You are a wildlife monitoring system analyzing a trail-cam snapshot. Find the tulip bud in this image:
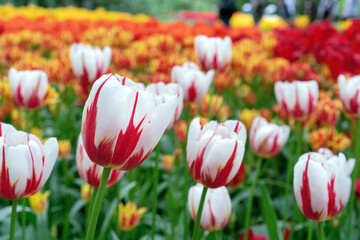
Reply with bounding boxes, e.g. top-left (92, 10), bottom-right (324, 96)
top-left (28, 190), bottom-right (50, 214)
top-left (58, 140), bottom-right (71, 159)
top-left (187, 117), bottom-right (246, 188)
top-left (293, 152), bottom-right (354, 221)
top-left (194, 35), bottom-right (232, 72)
top-left (118, 202), bottom-right (147, 231)
top-left (274, 80), bottom-right (319, 119)
top-left (8, 68), bottom-right (48, 109)
top-left (188, 184), bottom-right (231, 231)
top-left (250, 117), bottom-right (290, 158)
top-left (81, 183), bottom-right (91, 203)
